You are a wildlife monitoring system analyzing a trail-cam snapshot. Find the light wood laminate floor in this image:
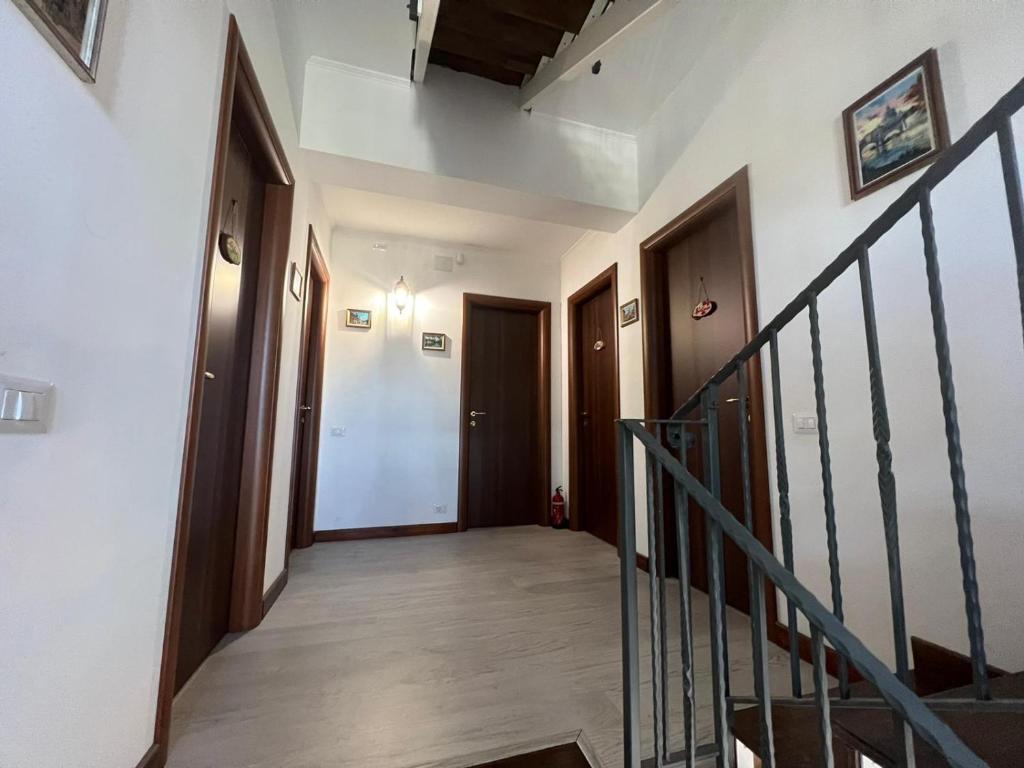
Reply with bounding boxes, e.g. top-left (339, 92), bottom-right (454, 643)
top-left (168, 526), bottom-right (814, 768)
